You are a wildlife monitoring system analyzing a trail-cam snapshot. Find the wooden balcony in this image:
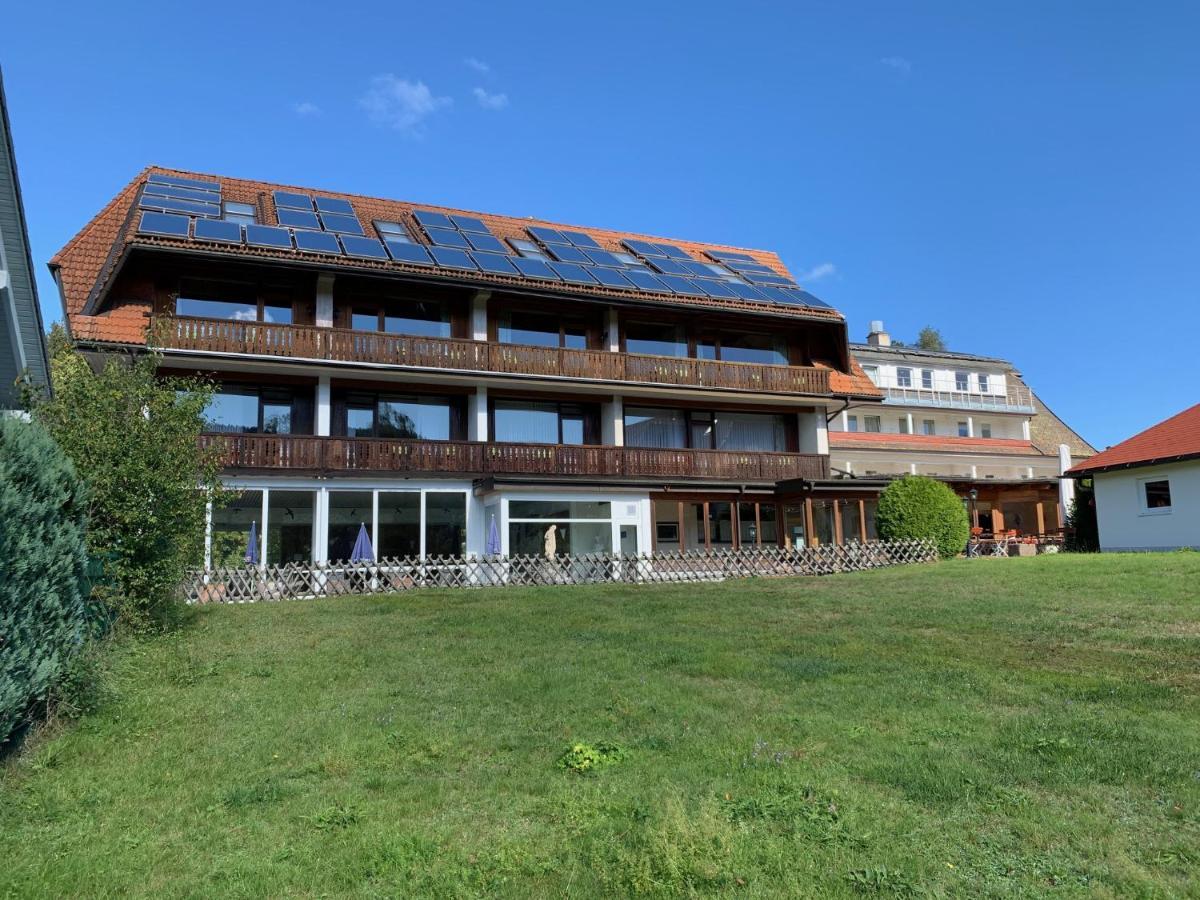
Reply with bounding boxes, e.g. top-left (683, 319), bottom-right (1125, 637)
top-left (199, 434), bottom-right (830, 482)
top-left (151, 316), bottom-right (831, 395)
